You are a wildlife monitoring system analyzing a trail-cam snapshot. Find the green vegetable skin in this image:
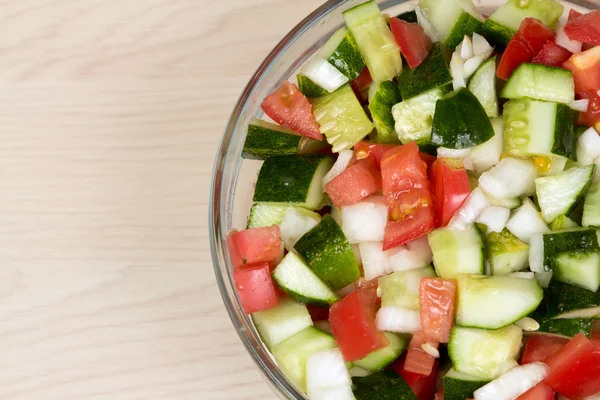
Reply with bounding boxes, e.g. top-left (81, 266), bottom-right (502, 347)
top-left (444, 369), bottom-right (490, 400)
top-left (318, 27), bottom-right (366, 80)
top-left (542, 228), bottom-right (599, 271)
top-left (486, 229), bottom-right (529, 275)
top-left (353, 332), bottom-right (409, 371)
top-left (369, 81), bottom-right (402, 144)
top-left (397, 43), bottom-right (452, 100)
top-left (297, 74), bottom-right (328, 98)
top-left (548, 280), bottom-right (600, 319)
top-left (352, 370), bottom-right (417, 400)
top-left (530, 292), bottom-right (593, 337)
top-left (419, 0), bottom-right (484, 49)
